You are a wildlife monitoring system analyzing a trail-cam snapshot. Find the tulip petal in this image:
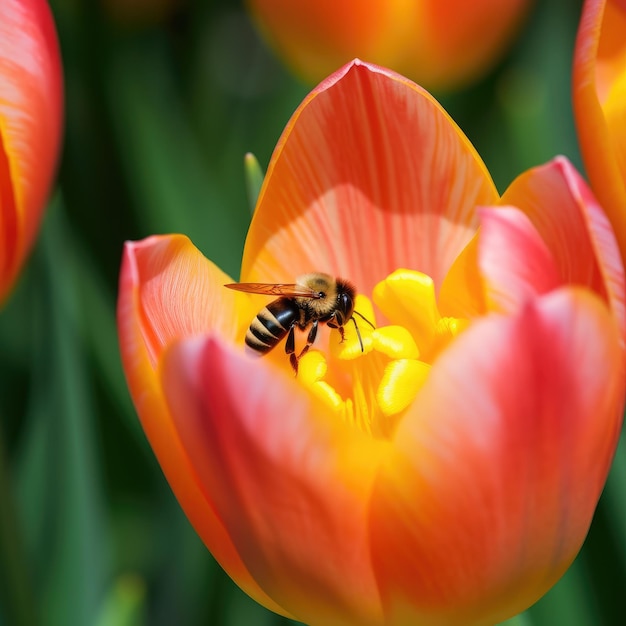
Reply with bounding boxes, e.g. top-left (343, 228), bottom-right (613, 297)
top-left (161, 336), bottom-right (389, 626)
top-left (501, 157), bottom-right (626, 341)
top-left (573, 0), bottom-right (626, 268)
top-left (241, 60), bottom-right (498, 295)
top-left (0, 0), bottom-right (63, 302)
top-left (438, 232), bottom-right (486, 318)
top-left (117, 235), bottom-right (285, 615)
top-left (119, 235), bottom-right (254, 364)
top-left (369, 288), bottom-right (623, 625)
top-left (478, 206), bottom-right (562, 313)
